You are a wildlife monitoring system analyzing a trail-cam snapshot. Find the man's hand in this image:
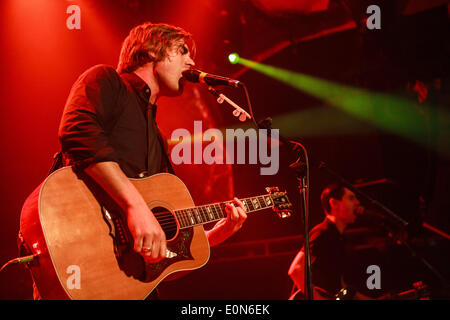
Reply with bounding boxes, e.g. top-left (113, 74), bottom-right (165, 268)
top-left (223, 197), bottom-right (247, 234)
top-left (84, 161), bottom-right (167, 261)
top-left (126, 204), bottom-right (167, 261)
top-left (206, 197), bottom-right (247, 247)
